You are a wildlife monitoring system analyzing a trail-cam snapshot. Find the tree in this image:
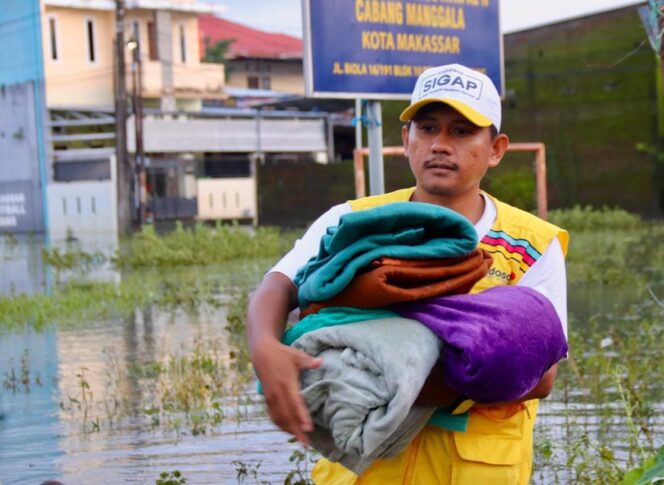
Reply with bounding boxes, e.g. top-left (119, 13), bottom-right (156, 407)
top-left (202, 36), bottom-right (235, 78)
